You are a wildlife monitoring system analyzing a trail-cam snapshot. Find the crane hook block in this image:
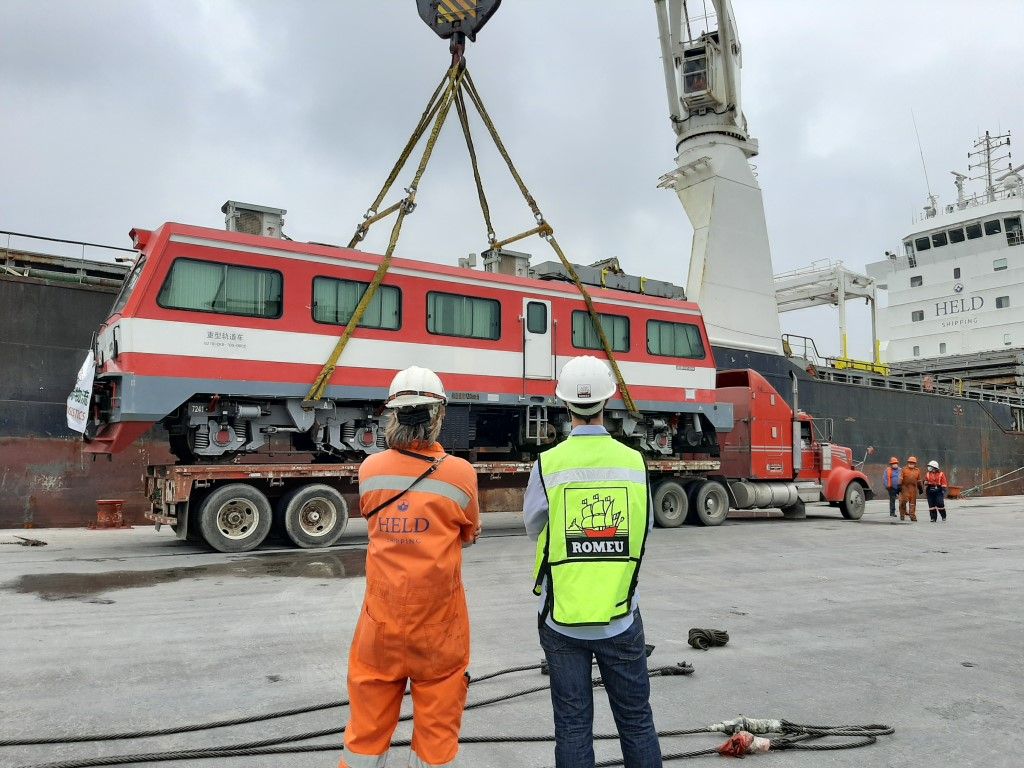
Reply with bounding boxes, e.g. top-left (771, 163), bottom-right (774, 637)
top-left (416, 0), bottom-right (502, 42)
